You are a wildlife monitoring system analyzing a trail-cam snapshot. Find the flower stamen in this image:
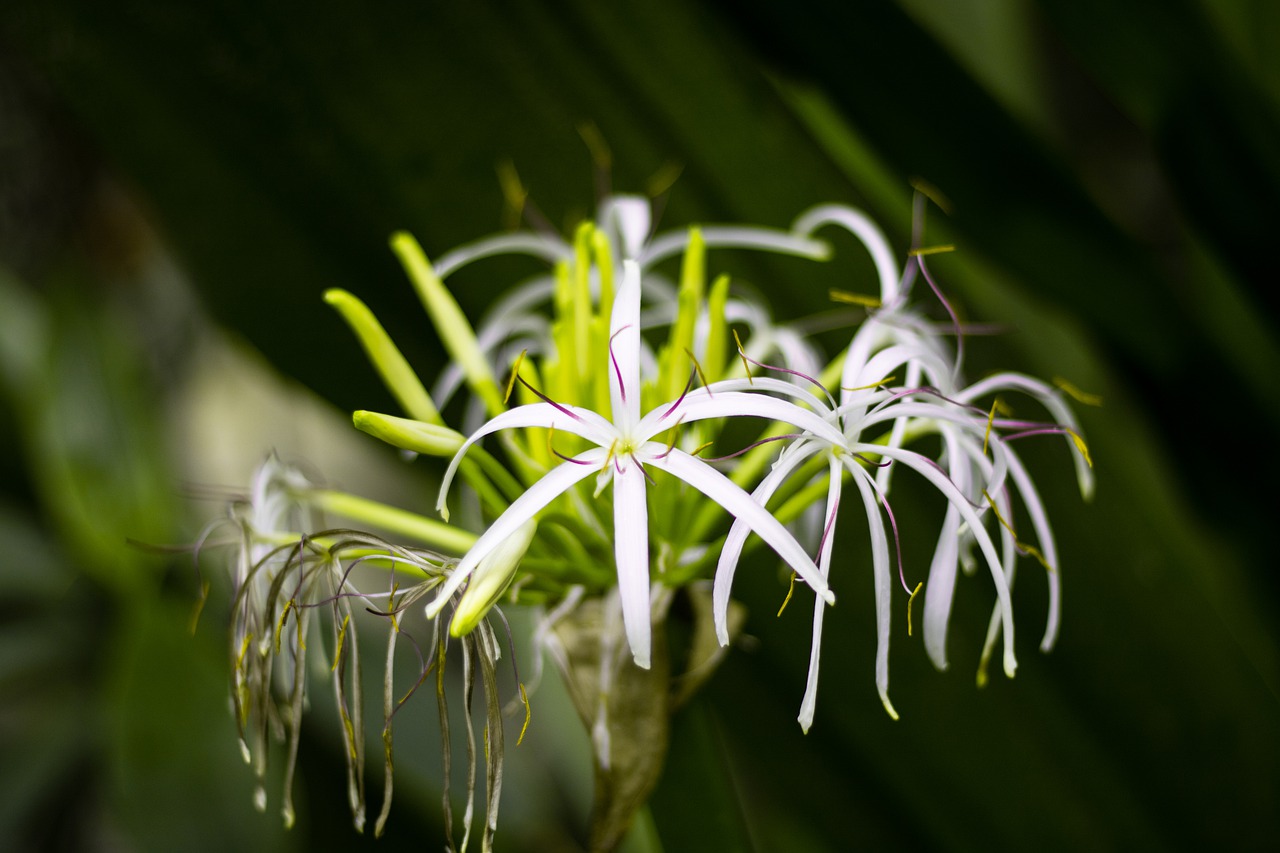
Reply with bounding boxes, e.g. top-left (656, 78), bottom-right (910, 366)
top-left (777, 572), bottom-right (798, 617)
